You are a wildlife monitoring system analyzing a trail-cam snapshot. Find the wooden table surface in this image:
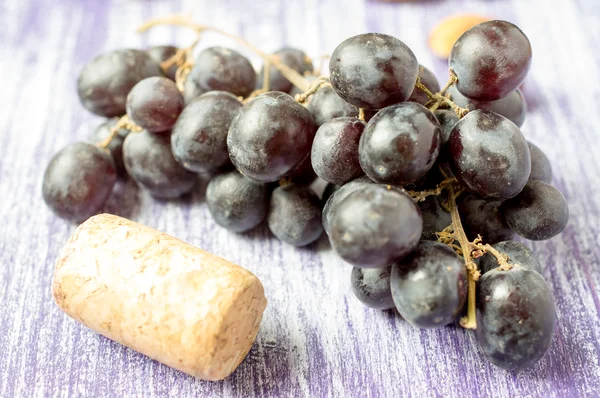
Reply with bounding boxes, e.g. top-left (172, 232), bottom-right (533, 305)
top-left (1, 0), bottom-right (599, 396)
